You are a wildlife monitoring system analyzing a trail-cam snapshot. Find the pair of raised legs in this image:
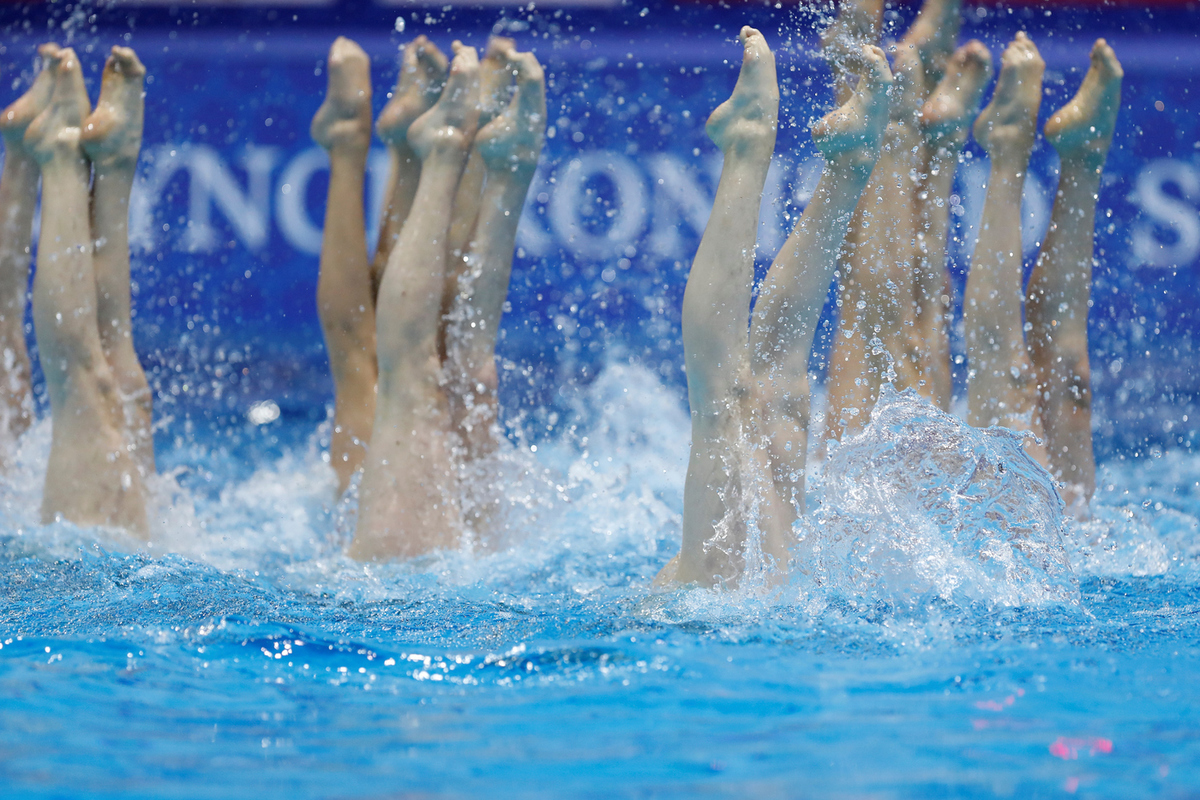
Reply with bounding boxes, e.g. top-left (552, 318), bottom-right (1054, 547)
top-left (965, 34), bottom-right (1123, 511)
top-left (311, 36), bottom-right (546, 560)
top-left (0, 44), bottom-right (152, 532)
top-left (661, 28), bottom-right (893, 587)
